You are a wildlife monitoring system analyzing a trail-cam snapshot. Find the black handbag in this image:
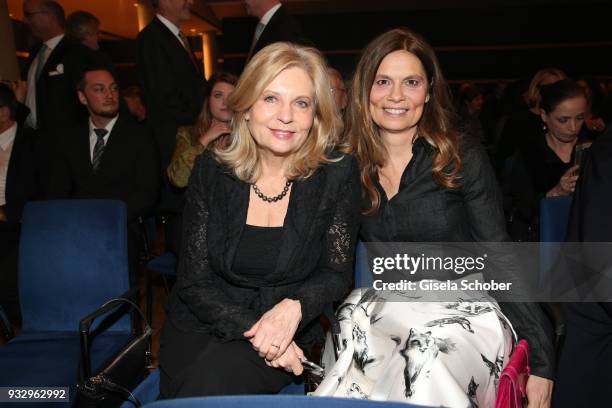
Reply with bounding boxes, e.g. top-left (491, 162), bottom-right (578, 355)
top-left (75, 295), bottom-right (152, 408)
